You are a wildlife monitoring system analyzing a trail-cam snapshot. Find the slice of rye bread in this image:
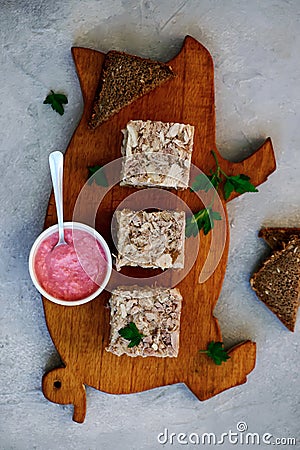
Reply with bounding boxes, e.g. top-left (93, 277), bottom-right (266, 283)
top-left (250, 236), bottom-right (300, 332)
top-left (259, 227), bottom-right (300, 250)
top-left (89, 51), bottom-right (175, 129)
